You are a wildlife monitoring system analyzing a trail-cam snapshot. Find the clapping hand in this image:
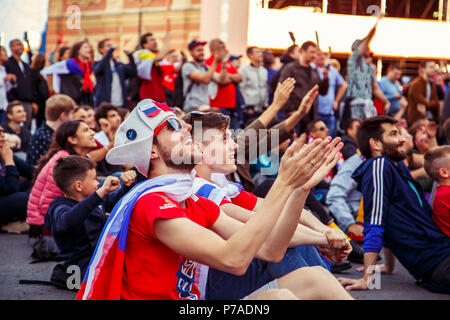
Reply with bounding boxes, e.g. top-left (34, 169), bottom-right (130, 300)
top-left (272, 78), bottom-right (296, 109)
top-left (297, 85), bottom-right (319, 117)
